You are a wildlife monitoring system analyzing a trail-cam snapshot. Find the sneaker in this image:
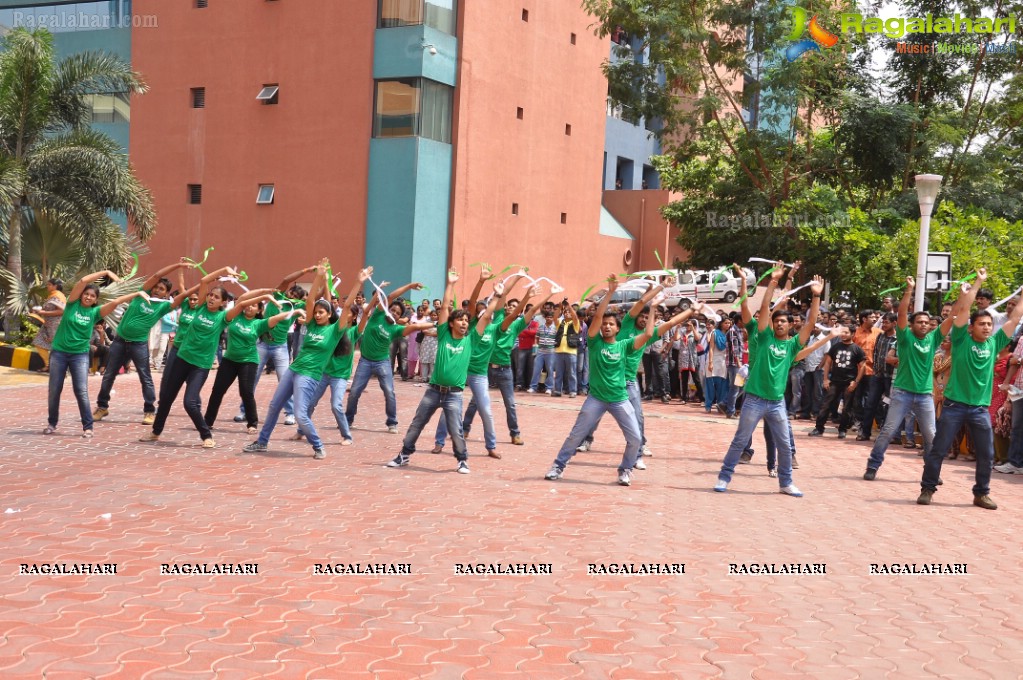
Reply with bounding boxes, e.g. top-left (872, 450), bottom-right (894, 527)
top-left (716, 403), bottom-right (727, 415)
top-left (916, 490), bottom-right (934, 505)
top-left (341, 439), bottom-right (354, 446)
top-left (779, 484), bottom-right (803, 497)
top-left (570, 392), bottom-right (577, 398)
top-left (386, 453), bottom-right (410, 468)
top-left (313, 448), bottom-right (325, 460)
top-left (576, 441), bottom-right (591, 452)
top-left (768, 468), bottom-right (778, 478)
top-left (863, 468), bottom-right (877, 481)
top-left (633, 458), bottom-right (647, 470)
top-left (739, 451), bottom-right (753, 464)
top-left (661, 396), bottom-right (671, 404)
top-left (713, 480), bottom-right (728, 492)
top-left (855, 433), bottom-right (870, 441)
top-left (792, 455), bottom-right (799, 469)
top-left (808, 429), bottom-right (823, 437)
top-left (138, 433), bottom-right (159, 442)
top-left (202, 439), bottom-right (215, 449)
top-left (511, 435), bottom-right (524, 446)
top-left (551, 392), bottom-right (562, 397)
top-left (242, 441), bottom-right (267, 453)
top-left (387, 425), bottom-right (399, 434)
top-left (545, 465), bottom-right (563, 480)
top-left (142, 413), bottom-right (155, 425)
top-left (973, 494), bottom-right (997, 510)
top-left (642, 445), bottom-right (653, 457)
top-left (92, 407), bottom-right (109, 421)
top-left (457, 460), bottom-right (470, 474)
top-left (837, 431), bottom-right (847, 439)
top-left (233, 414), bottom-right (246, 423)
top-left (994, 463), bottom-right (1023, 474)
top-left (526, 388), bottom-right (536, 393)
top-left (247, 426), bottom-right (258, 435)
top-left (284, 415), bottom-right (296, 426)
top-left (617, 470), bottom-right (631, 486)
